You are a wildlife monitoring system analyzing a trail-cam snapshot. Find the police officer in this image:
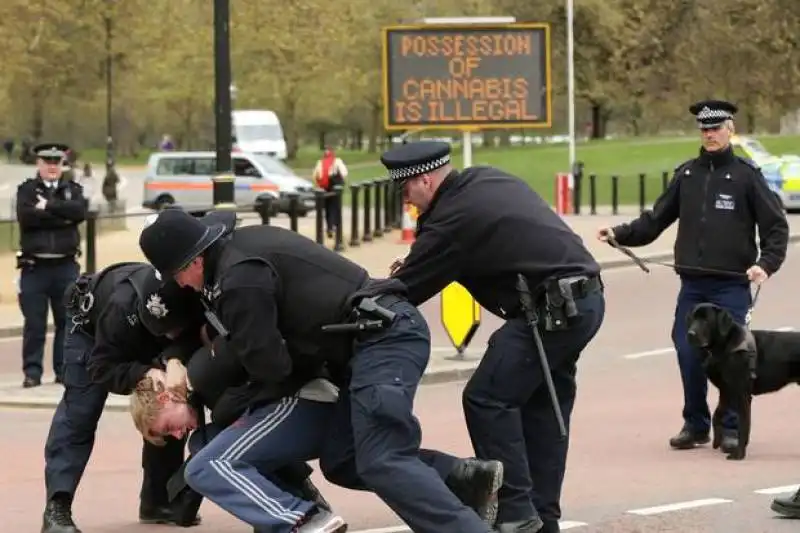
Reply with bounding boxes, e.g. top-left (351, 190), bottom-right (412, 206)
top-left (16, 143), bottom-right (87, 388)
top-left (41, 261), bottom-right (204, 533)
top-left (597, 99), bottom-right (789, 454)
top-left (138, 208), bottom-right (504, 533)
top-left (381, 141), bottom-right (605, 533)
